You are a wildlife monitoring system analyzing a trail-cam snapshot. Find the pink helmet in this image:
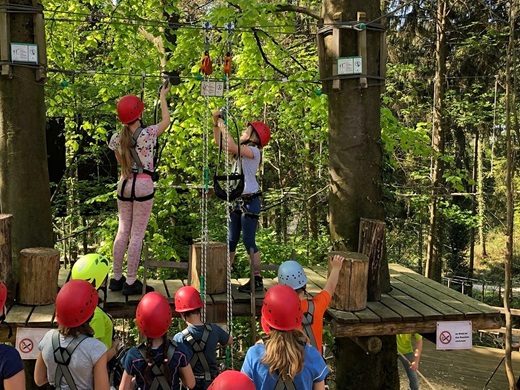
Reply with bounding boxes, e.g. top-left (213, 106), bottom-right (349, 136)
top-left (136, 292), bottom-right (172, 338)
top-left (174, 286), bottom-right (203, 313)
top-left (208, 370), bottom-right (256, 390)
top-left (117, 95), bottom-right (144, 124)
top-left (262, 284), bottom-right (302, 332)
top-left (248, 121), bottom-right (271, 147)
top-left (55, 280), bottom-right (98, 328)
top-left (0, 282), bottom-right (7, 312)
